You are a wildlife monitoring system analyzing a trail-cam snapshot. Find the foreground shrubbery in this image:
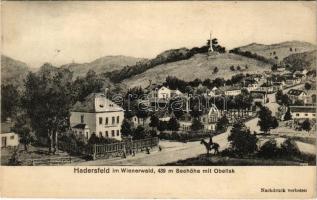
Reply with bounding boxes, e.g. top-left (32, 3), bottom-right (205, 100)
top-left (257, 138), bottom-right (301, 159)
